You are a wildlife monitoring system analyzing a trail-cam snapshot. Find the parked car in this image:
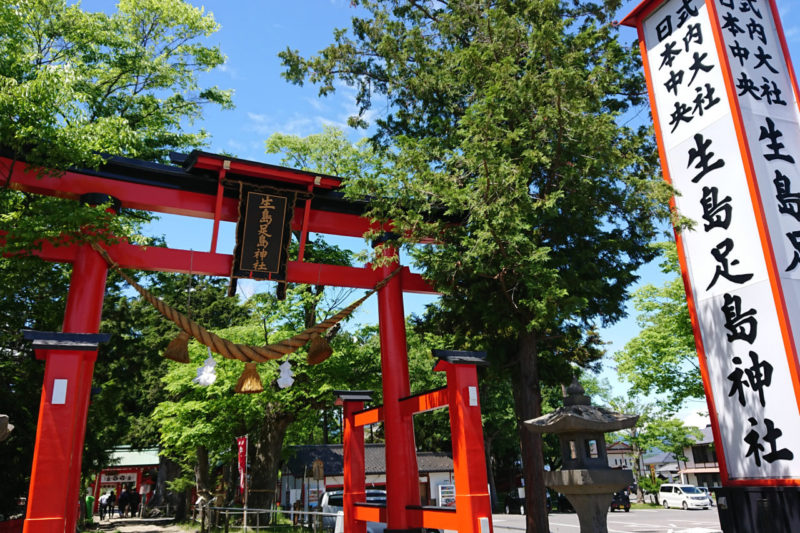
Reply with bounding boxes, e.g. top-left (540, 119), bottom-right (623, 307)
top-left (609, 490), bottom-right (631, 512)
top-left (503, 489), bottom-right (560, 514)
top-left (319, 489), bottom-right (388, 532)
top-left (551, 492), bottom-right (574, 513)
top-left (658, 483), bottom-right (710, 510)
top-left (504, 490), bottom-right (525, 514)
top-left (697, 486), bottom-right (714, 507)
top-left (318, 490), bottom-right (440, 533)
